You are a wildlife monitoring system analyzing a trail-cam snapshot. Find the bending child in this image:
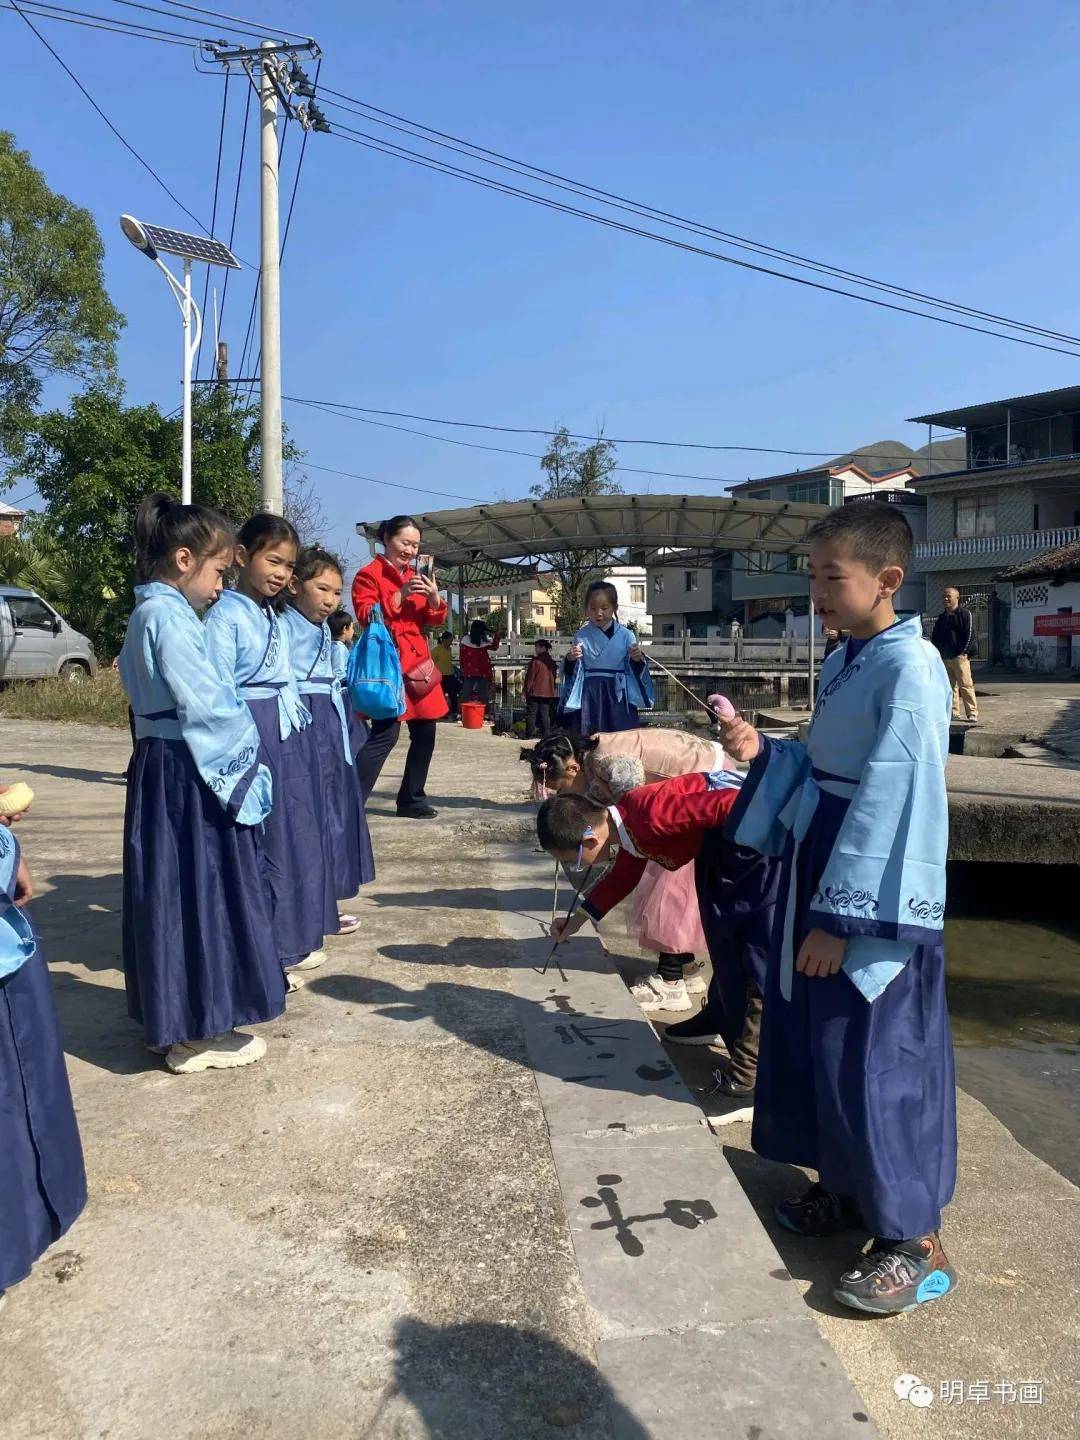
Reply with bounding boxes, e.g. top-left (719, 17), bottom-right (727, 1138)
top-left (720, 500), bottom-right (958, 1317)
top-left (560, 581), bottom-right (652, 734)
top-left (536, 768), bottom-right (780, 1112)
